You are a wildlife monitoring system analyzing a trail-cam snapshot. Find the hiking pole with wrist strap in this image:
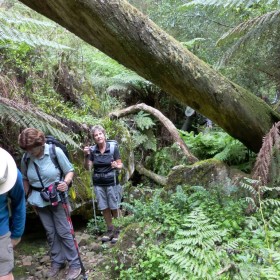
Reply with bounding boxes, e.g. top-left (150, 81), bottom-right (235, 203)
top-left (90, 166), bottom-right (99, 233)
top-left (89, 146), bottom-right (99, 233)
top-left (59, 191), bottom-right (88, 280)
